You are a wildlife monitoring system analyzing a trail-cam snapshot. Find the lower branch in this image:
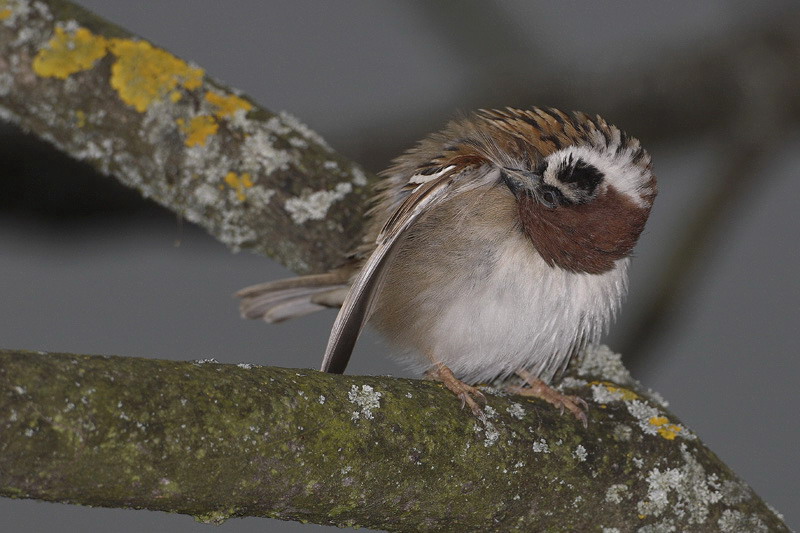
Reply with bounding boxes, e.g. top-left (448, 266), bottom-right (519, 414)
top-left (0, 347), bottom-right (787, 531)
